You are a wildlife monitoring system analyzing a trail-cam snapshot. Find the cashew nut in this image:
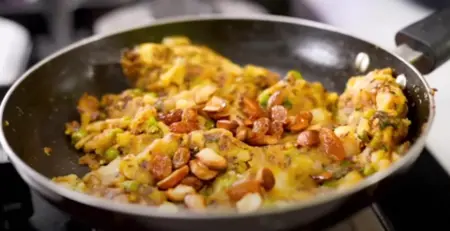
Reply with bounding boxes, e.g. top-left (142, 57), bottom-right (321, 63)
top-left (165, 184), bottom-right (196, 202)
top-left (203, 96), bottom-right (228, 112)
top-left (184, 194), bottom-right (206, 211)
top-left (236, 193), bottom-right (262, 213)
top-left (195, 148), bottom-right (228, 170)
top-left (189, 159), bottom-right (219, 180)
top-left (157, 165), bottom-right (190, 190)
